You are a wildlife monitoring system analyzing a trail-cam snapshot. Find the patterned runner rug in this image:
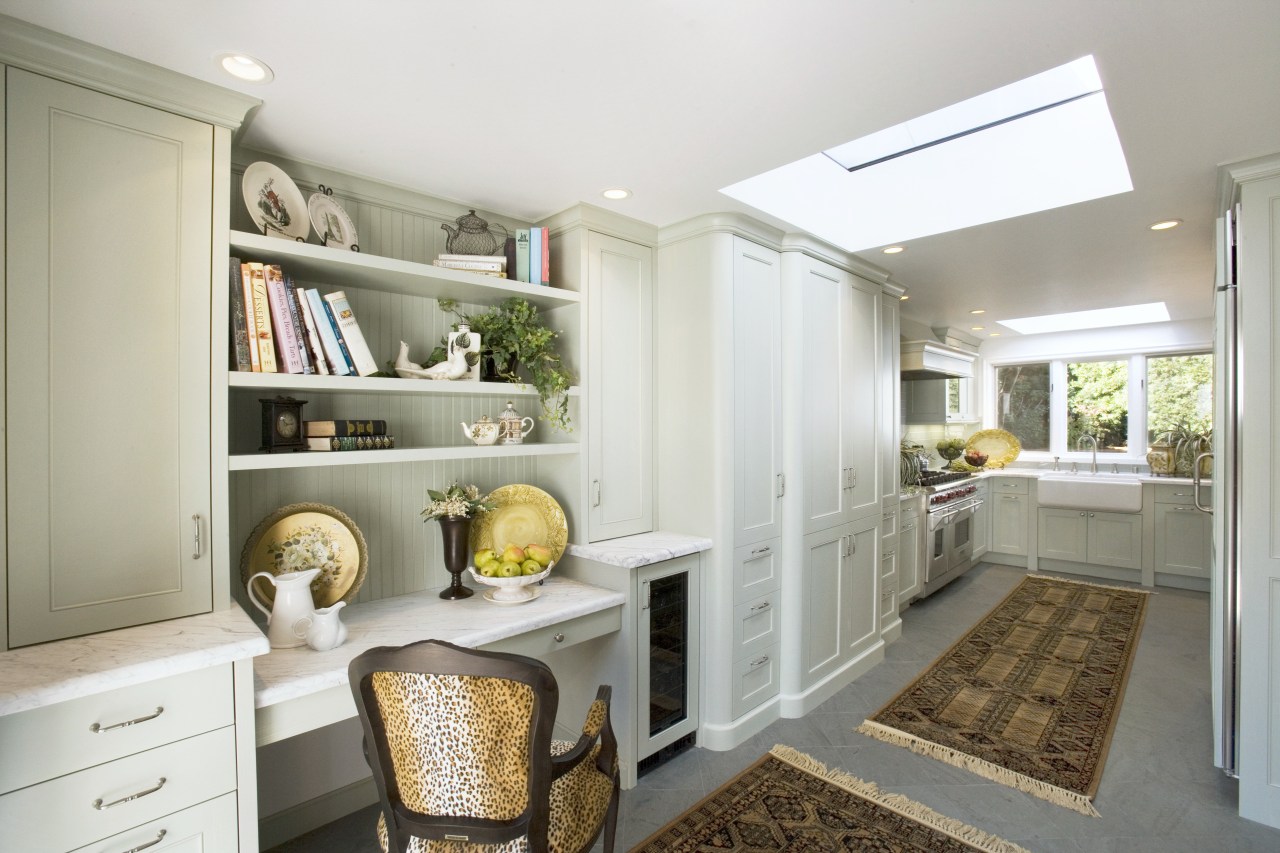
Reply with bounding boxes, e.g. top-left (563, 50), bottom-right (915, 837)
top-left (630, 745), bottom-right (1029, 852)
top-left (858, 574), bottom-right (1150, 816)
